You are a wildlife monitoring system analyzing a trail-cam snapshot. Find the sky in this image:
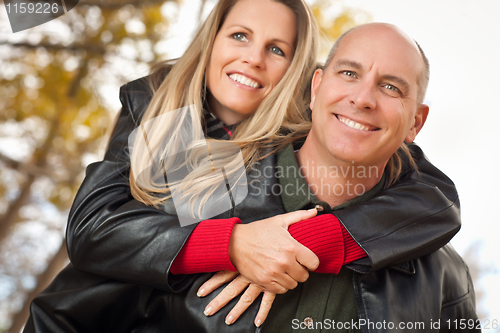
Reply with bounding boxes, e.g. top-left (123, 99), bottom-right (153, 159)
top-left (160, 0), bottom-right (500, 320)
